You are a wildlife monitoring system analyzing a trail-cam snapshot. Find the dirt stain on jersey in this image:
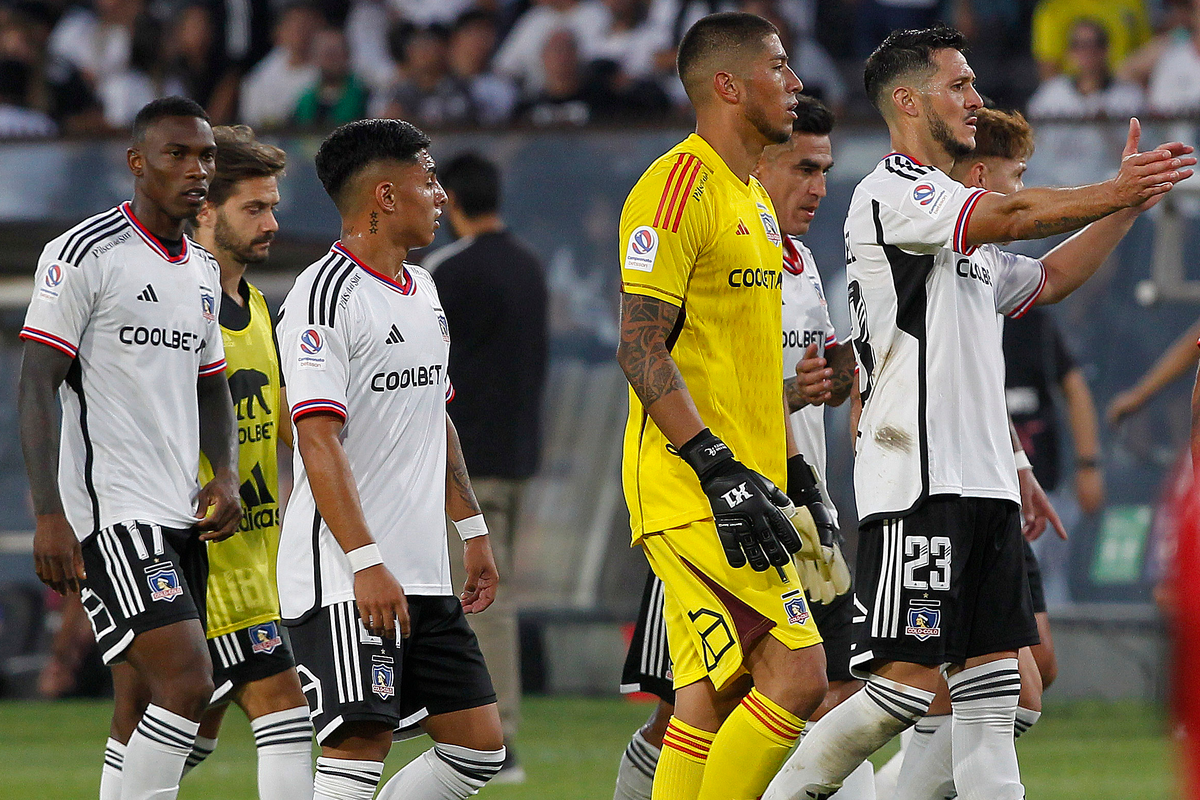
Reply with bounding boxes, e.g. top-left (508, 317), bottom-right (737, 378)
top-left (874, 425), bottom-right (913, 452)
